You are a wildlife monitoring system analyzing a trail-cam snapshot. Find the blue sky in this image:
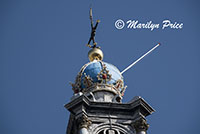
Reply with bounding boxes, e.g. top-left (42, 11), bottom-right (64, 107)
top-left (0, 0), bottom-right (199, 134)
